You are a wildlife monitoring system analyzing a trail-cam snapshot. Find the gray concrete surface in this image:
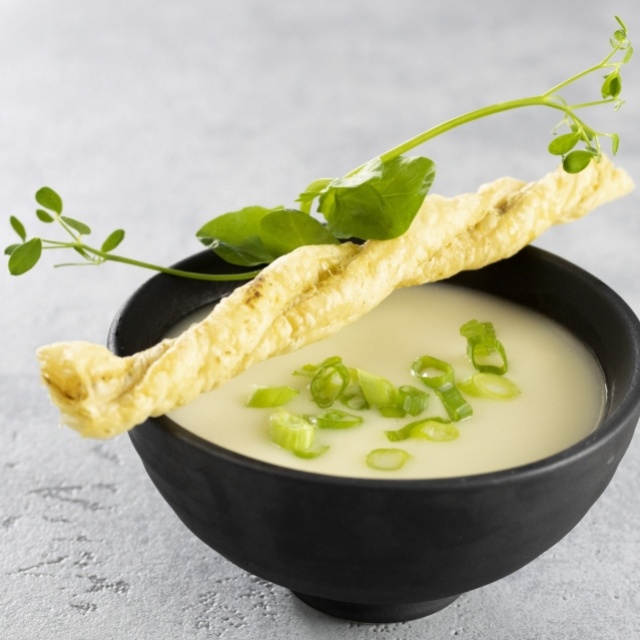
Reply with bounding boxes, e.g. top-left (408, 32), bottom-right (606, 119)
top-left (1, 1), bottom-right (639, 638)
